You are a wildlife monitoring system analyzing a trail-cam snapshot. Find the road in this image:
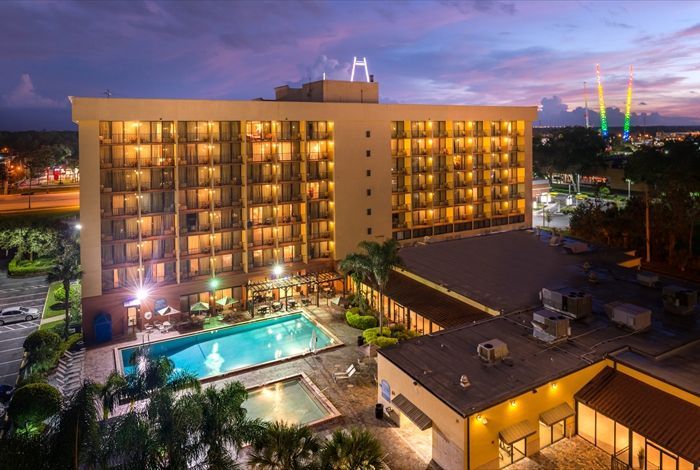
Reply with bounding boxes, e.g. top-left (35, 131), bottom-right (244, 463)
top-left (0, 260), bottom-right (48, 386)
top-left (0, 190), bottom-right (79, 212)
